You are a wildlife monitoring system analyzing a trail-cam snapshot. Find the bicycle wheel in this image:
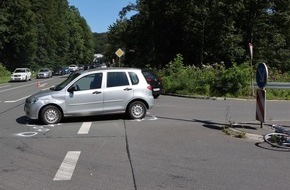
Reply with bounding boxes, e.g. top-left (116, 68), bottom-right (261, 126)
top-left (263, 133), bottom-right (290, 149)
